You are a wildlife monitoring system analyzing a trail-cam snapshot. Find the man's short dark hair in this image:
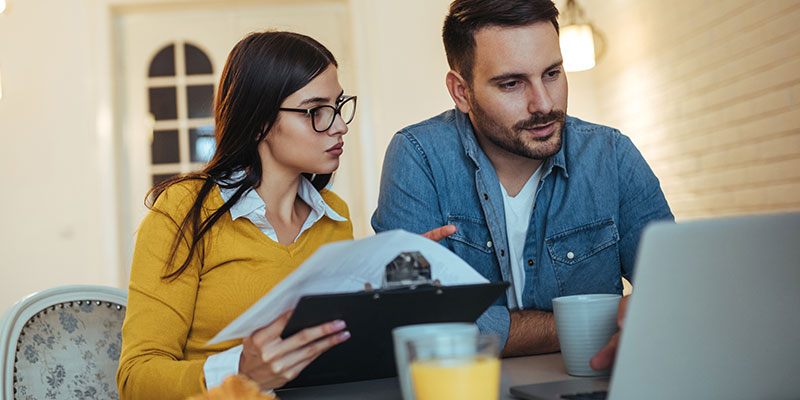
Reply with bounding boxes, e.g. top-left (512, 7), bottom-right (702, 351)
top-left (443, 0), bottom-right (560, 83)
